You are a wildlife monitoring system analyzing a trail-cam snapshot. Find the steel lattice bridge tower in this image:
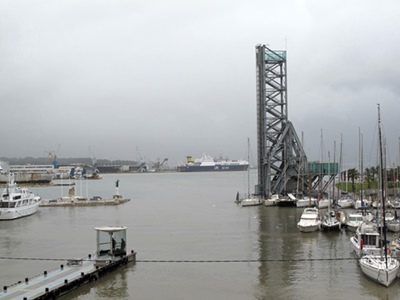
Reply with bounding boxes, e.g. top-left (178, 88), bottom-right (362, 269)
top-left (255, 45), bottom-right (308, 198)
